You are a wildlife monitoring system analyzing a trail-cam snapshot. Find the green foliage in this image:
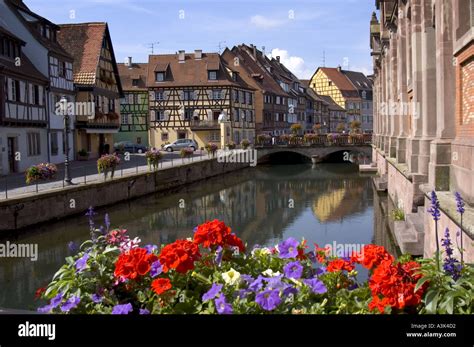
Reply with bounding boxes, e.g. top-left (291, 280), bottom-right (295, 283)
top-left (391, 208), bottom-right (405, 221)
